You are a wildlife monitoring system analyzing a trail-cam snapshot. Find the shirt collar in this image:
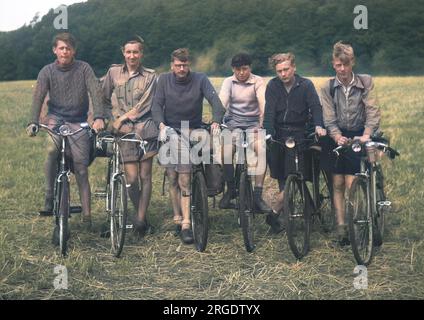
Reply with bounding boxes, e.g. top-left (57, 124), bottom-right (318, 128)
top-left (336, 72), bottom-right (355, 88)
top-left (231, 73), bottom-right (256, 85)
top-left (122, 63), bottom-right (144, 77)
